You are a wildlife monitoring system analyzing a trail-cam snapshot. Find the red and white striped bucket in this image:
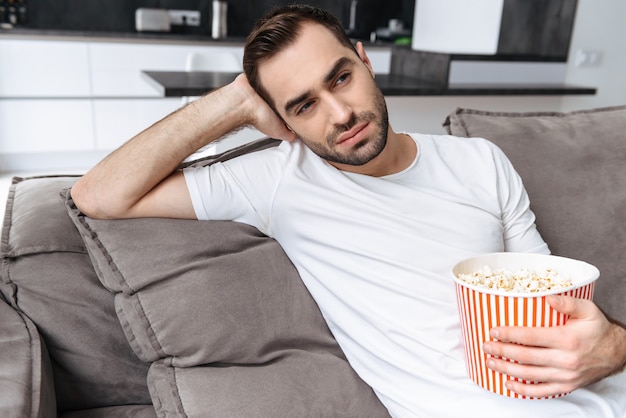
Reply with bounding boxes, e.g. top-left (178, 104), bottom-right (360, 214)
top-left (452, 253), bottom-right (599, 399)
